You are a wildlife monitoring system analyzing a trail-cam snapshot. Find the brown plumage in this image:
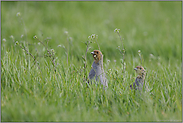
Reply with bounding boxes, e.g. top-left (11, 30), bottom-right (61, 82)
top-left (88, 50), bottom-right (108, 89)
top-left (130, 66), bottom-right (146, 90)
